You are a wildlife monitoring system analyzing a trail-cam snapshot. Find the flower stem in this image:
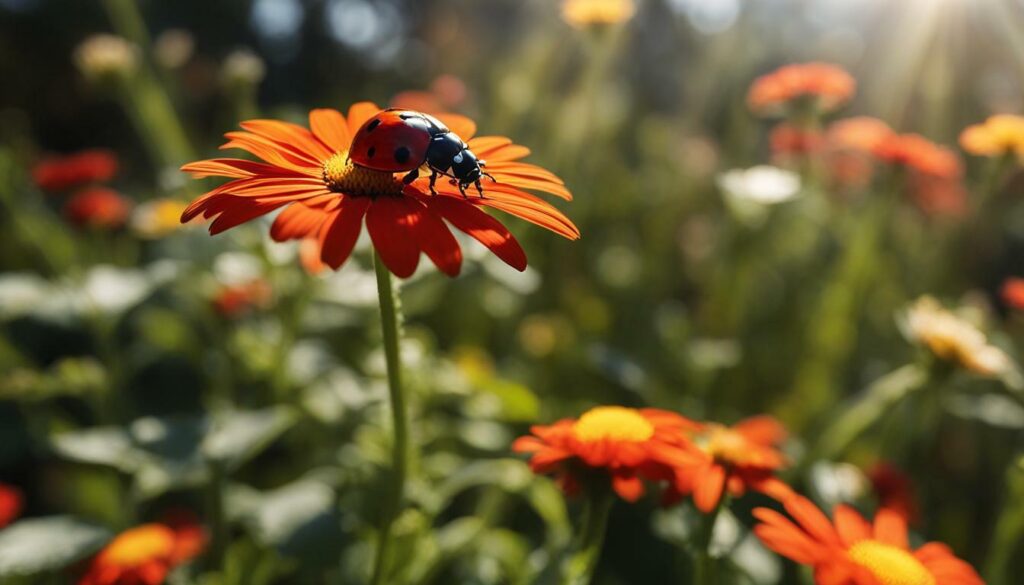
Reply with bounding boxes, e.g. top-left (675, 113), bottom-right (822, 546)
top-left (370, 251), bottom-right (410, 585)
top-left (804, 363), bottom-right (929, 465)
top-left (561, 487), bottom-right (613, 585)
top-left (206, 458), bottom-right (228, 572)
top-left (694, 498), bottom-right (724, 585)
